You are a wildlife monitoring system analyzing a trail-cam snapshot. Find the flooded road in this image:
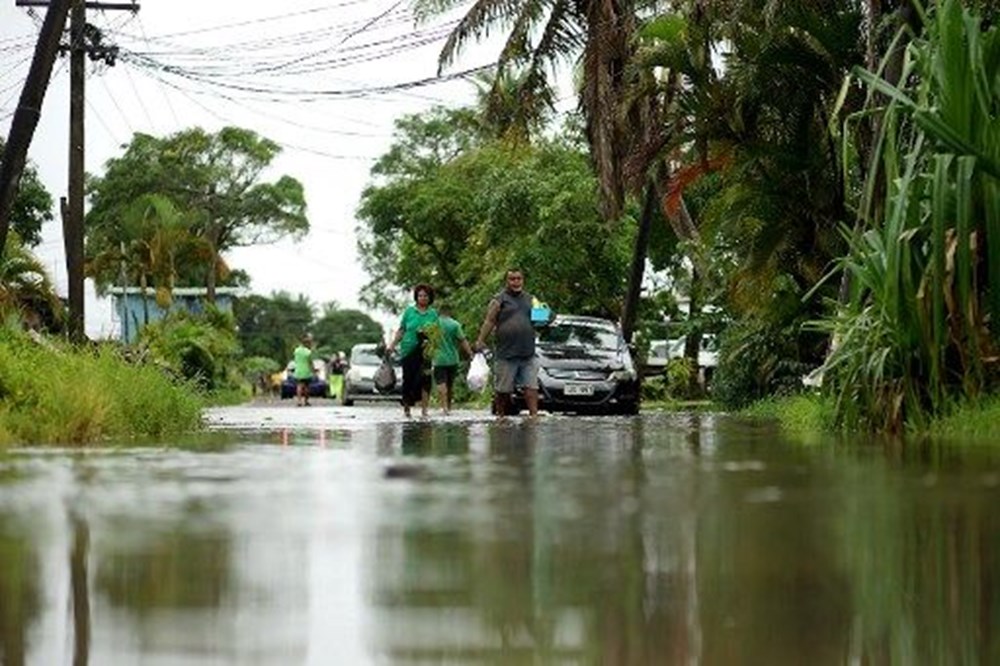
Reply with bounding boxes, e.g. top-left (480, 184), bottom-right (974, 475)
top-left (2, 403), bottom-right (999, 664)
